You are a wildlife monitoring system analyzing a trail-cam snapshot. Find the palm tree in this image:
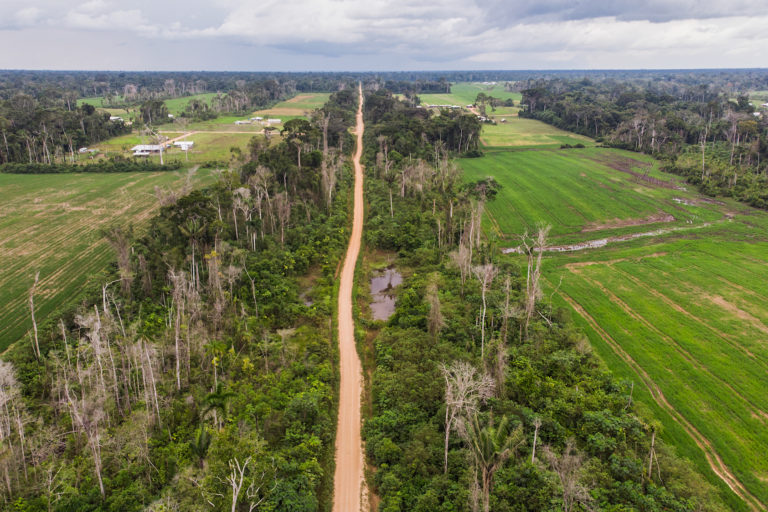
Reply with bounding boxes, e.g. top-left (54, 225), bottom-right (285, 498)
top-left (203, 382), bottom-right (235, 430)
top-left (463, 414), bottom-right (525, 512)
top-left (189, 427), bottom-right (212, 468)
